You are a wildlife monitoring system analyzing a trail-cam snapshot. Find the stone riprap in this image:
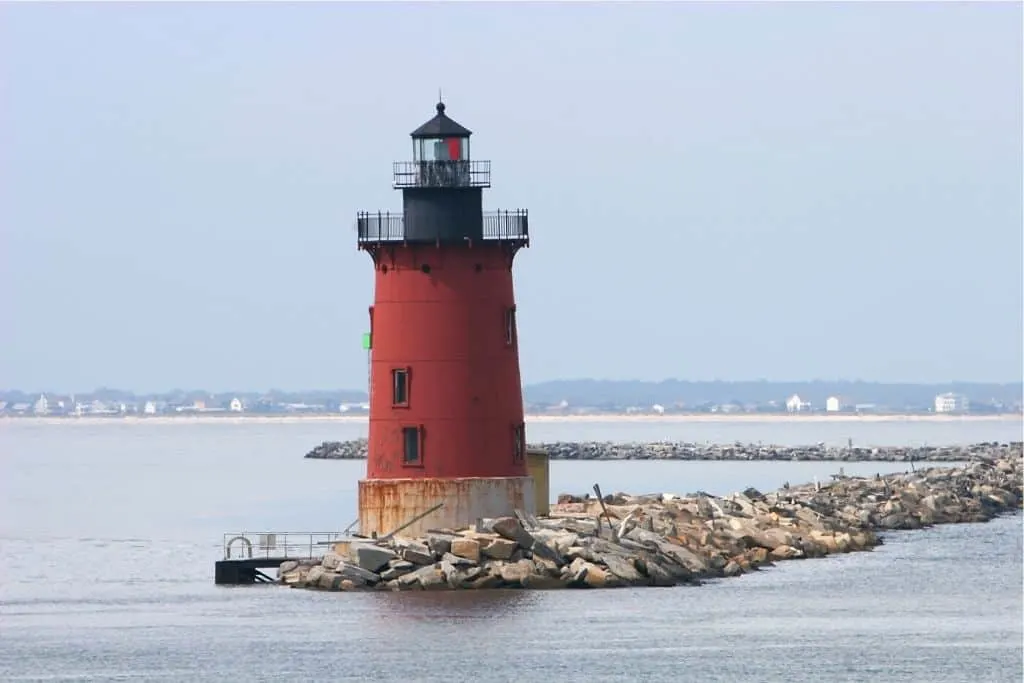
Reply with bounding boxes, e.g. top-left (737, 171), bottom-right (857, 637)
top-left (304, 438), bottom-right (1019, 462)
top-left (280, 451), bottom-right (1022, 592)
top-left (305, 440), bottom-right (367, 460)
